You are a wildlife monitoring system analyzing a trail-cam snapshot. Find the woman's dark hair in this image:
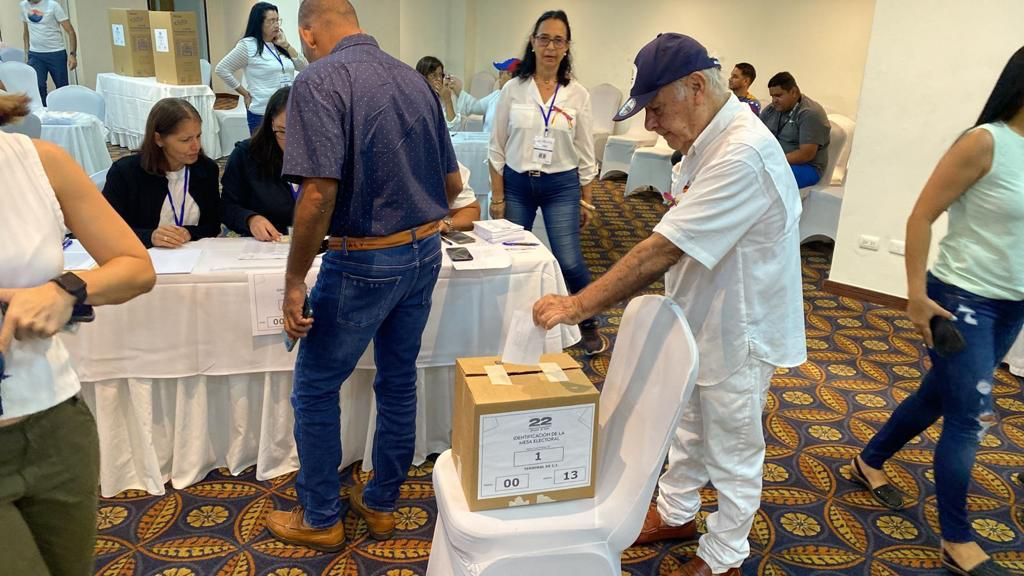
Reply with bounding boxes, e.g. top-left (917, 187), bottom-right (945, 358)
top-left (975, 45), bottom-right (1024, 127)
top-left (415, 56), bottom-right (444, 79)
top-left (243, 2), bottom-right (292, 60)
top-left (514, 10), bottom-right (573, 87)
top-left (139, 98), bottom-right (205, 175)
top-left (250, 86), bottom-right (291, 179)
